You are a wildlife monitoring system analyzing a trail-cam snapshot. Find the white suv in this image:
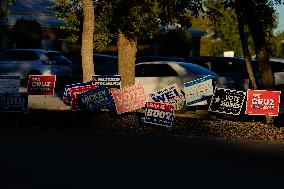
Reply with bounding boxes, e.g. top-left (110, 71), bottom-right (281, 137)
top-left (0, 49), bottom-right (72, 80)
